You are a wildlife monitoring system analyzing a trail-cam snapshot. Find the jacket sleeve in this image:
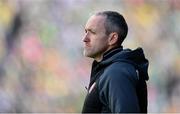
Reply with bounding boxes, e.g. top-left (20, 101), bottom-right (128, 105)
top-left (98, 62), bottom-right (140, 113)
